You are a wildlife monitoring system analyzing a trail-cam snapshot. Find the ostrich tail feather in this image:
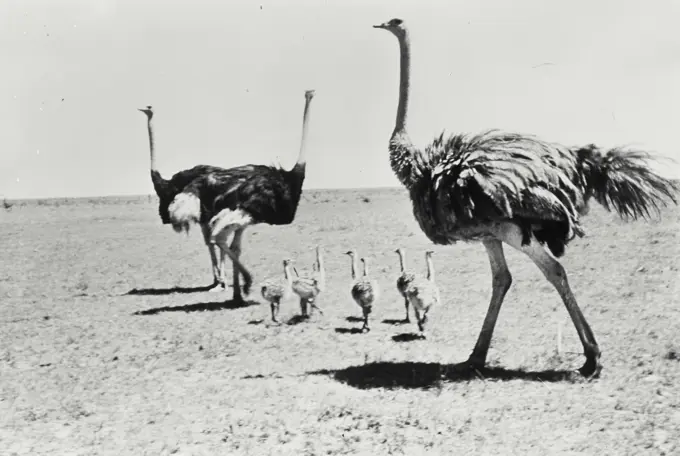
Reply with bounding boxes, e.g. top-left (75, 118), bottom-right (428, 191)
top-left (168, 193), bottom-right (201, 233)
top-left (576, 146), bottom-right (680, 220)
